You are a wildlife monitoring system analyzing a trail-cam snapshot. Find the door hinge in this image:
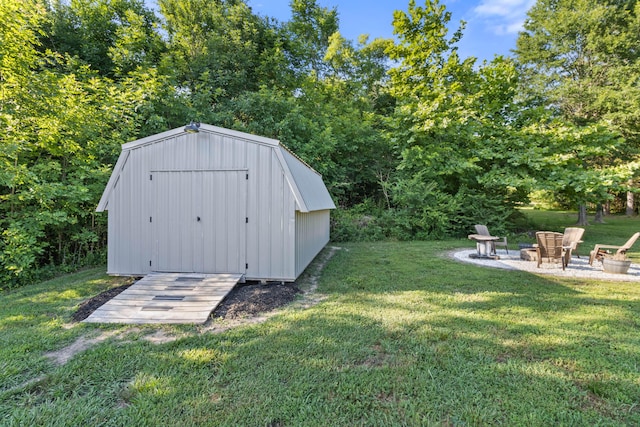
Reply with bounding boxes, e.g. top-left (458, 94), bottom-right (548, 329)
top-left (150, 216), bottom-right (152, 223)
top-left (150, 174), bottom-right (153, 181)
top-left (149, 260), bottom-right (152, 267)
top-left (246, 263), bottom-right (248, 269)
top-left (246, 217), bottom-right (248, 223)
top-left (246, 173), bottom-right (249, 180)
